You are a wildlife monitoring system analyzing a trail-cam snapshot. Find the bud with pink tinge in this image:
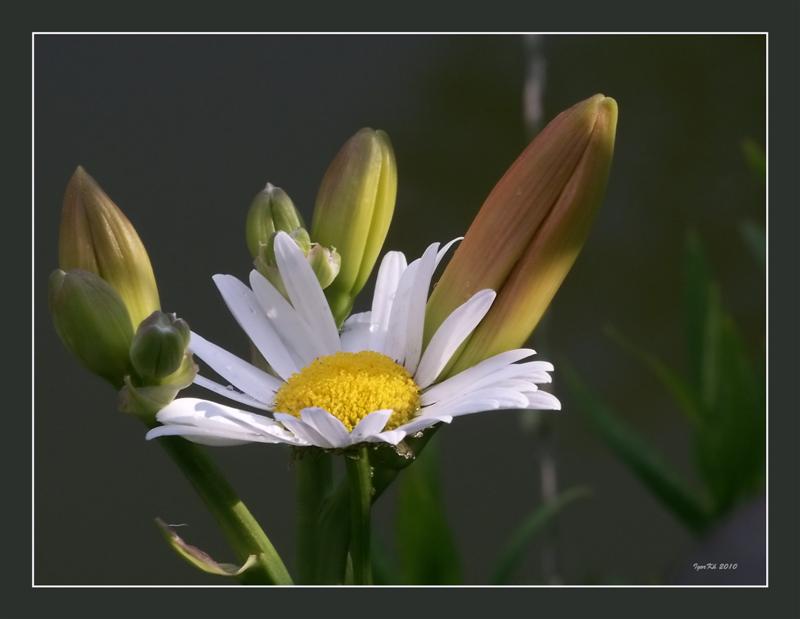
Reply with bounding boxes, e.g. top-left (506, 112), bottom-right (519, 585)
top-left (425, 94), bottom-right (618, 376)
